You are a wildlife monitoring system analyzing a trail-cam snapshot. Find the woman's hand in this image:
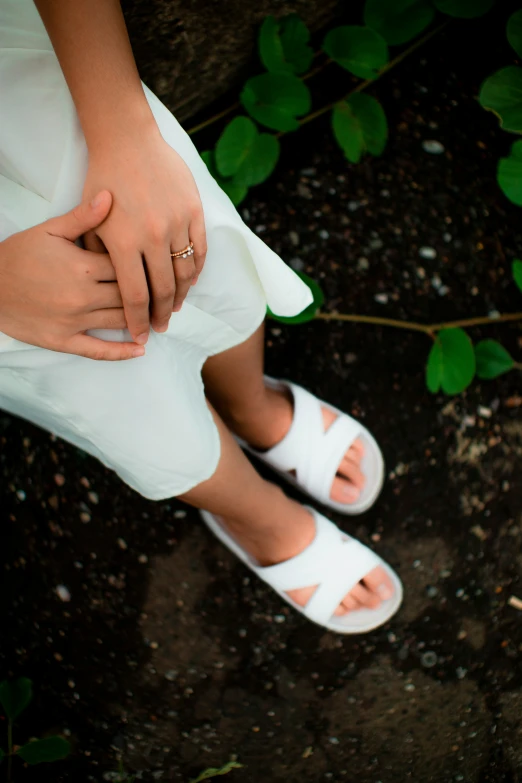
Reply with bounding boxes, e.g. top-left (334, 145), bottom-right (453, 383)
top-left (0, 191), bottom-right (144, 361)
top-left (82, 127), bottom-right (207, 345)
